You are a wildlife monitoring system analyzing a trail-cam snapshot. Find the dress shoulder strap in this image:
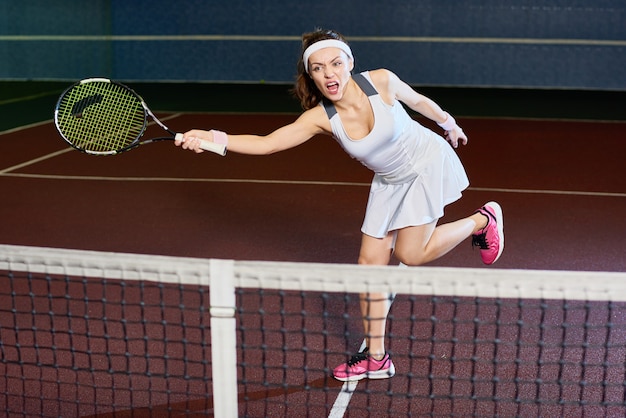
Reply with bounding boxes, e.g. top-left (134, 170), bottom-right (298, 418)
top-left (352, 73), bottom-right (378, 97)
top-left (322, 98), bottom-right (337, 119)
